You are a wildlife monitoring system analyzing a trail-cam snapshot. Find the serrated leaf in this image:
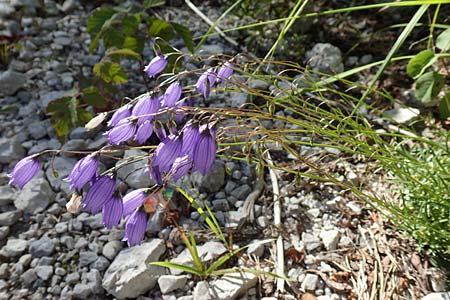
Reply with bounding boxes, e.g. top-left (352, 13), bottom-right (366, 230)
top-left (438, 92), bottom-right (450, 119)
top-left (87, 7), bottom-right (116, 36)
top-left (107, 48), bottom-right (142, 61)
top-left (415, 71), bottom-right (444, 105)
top-left (148, 18), bottom-right (175, 41)
top-left (122, 15), bottom-right (140, 36)
top-left (82, 86), bottom-right (106, 108)
top-left (407, 49), bottom-right (434, 78)
top-left (172, 23), bottom-right (194, 53)
top-left (436, 28), bottom-right (450, 51)
top-left (104, 28), bottom-right (125, 49)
